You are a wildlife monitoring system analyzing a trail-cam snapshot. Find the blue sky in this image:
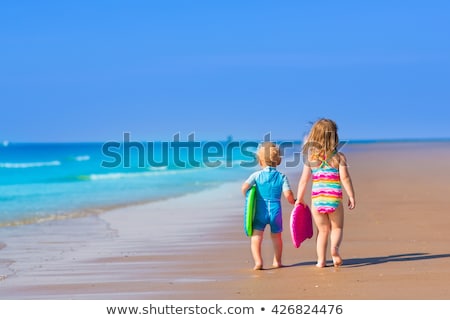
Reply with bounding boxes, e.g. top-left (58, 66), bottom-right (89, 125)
top-left (1, 1), bottom-right (449, 142)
